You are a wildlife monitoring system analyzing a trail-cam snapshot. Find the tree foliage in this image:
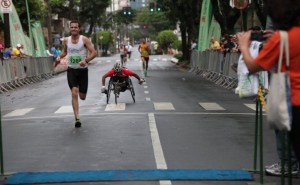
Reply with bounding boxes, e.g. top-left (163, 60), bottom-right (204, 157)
top-left (160, 0), bottom-right (202, 61)
top-left (156, 30), bottom-right (178, 51)
top-left (78, 0), bottom-right (110, 36)
top-left (91, 31), bottom-right (112, 55)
